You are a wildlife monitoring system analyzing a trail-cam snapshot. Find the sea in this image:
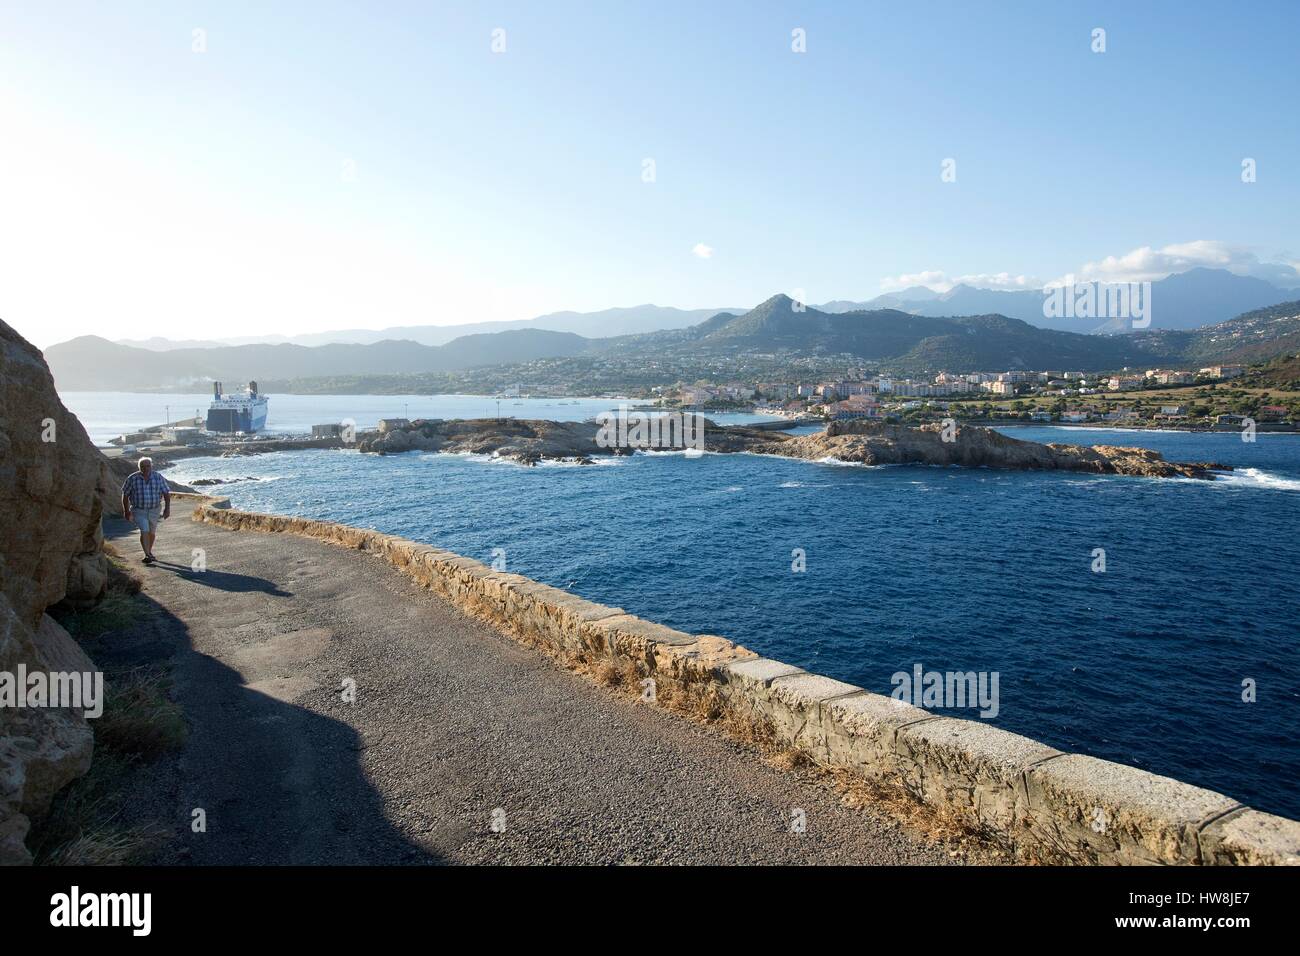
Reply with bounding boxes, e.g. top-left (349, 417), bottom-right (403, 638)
top-left (62, 392), bottom-right (1300, 819)
top-left (62, 391), bottom-right (778, 447)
